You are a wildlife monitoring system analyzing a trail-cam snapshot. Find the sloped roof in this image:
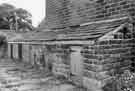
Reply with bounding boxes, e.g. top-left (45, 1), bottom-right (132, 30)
top-left (13, 17), bottom-right (129, 42)
top-left (0, 30), bottom-right (23, 42)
